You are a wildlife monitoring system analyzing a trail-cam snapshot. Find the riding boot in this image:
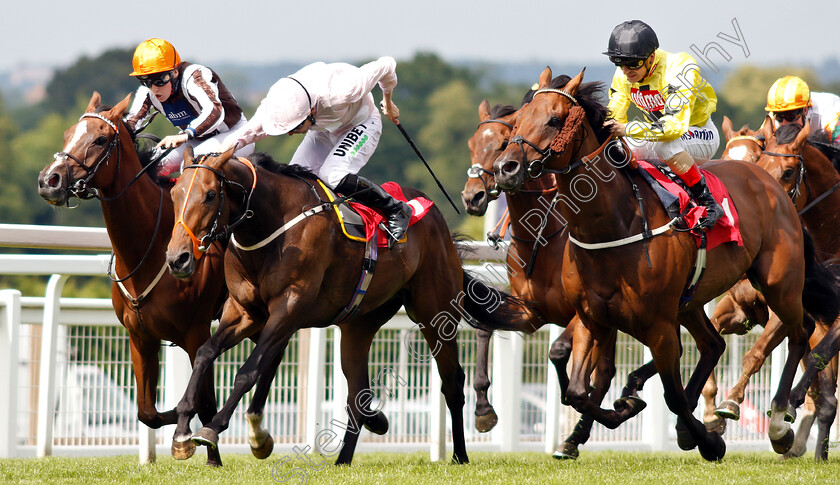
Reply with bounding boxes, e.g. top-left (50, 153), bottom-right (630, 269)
top-left (687, 174), bottom-right (724, 230)
top-left (334, 174), bottom-right (412, 245)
